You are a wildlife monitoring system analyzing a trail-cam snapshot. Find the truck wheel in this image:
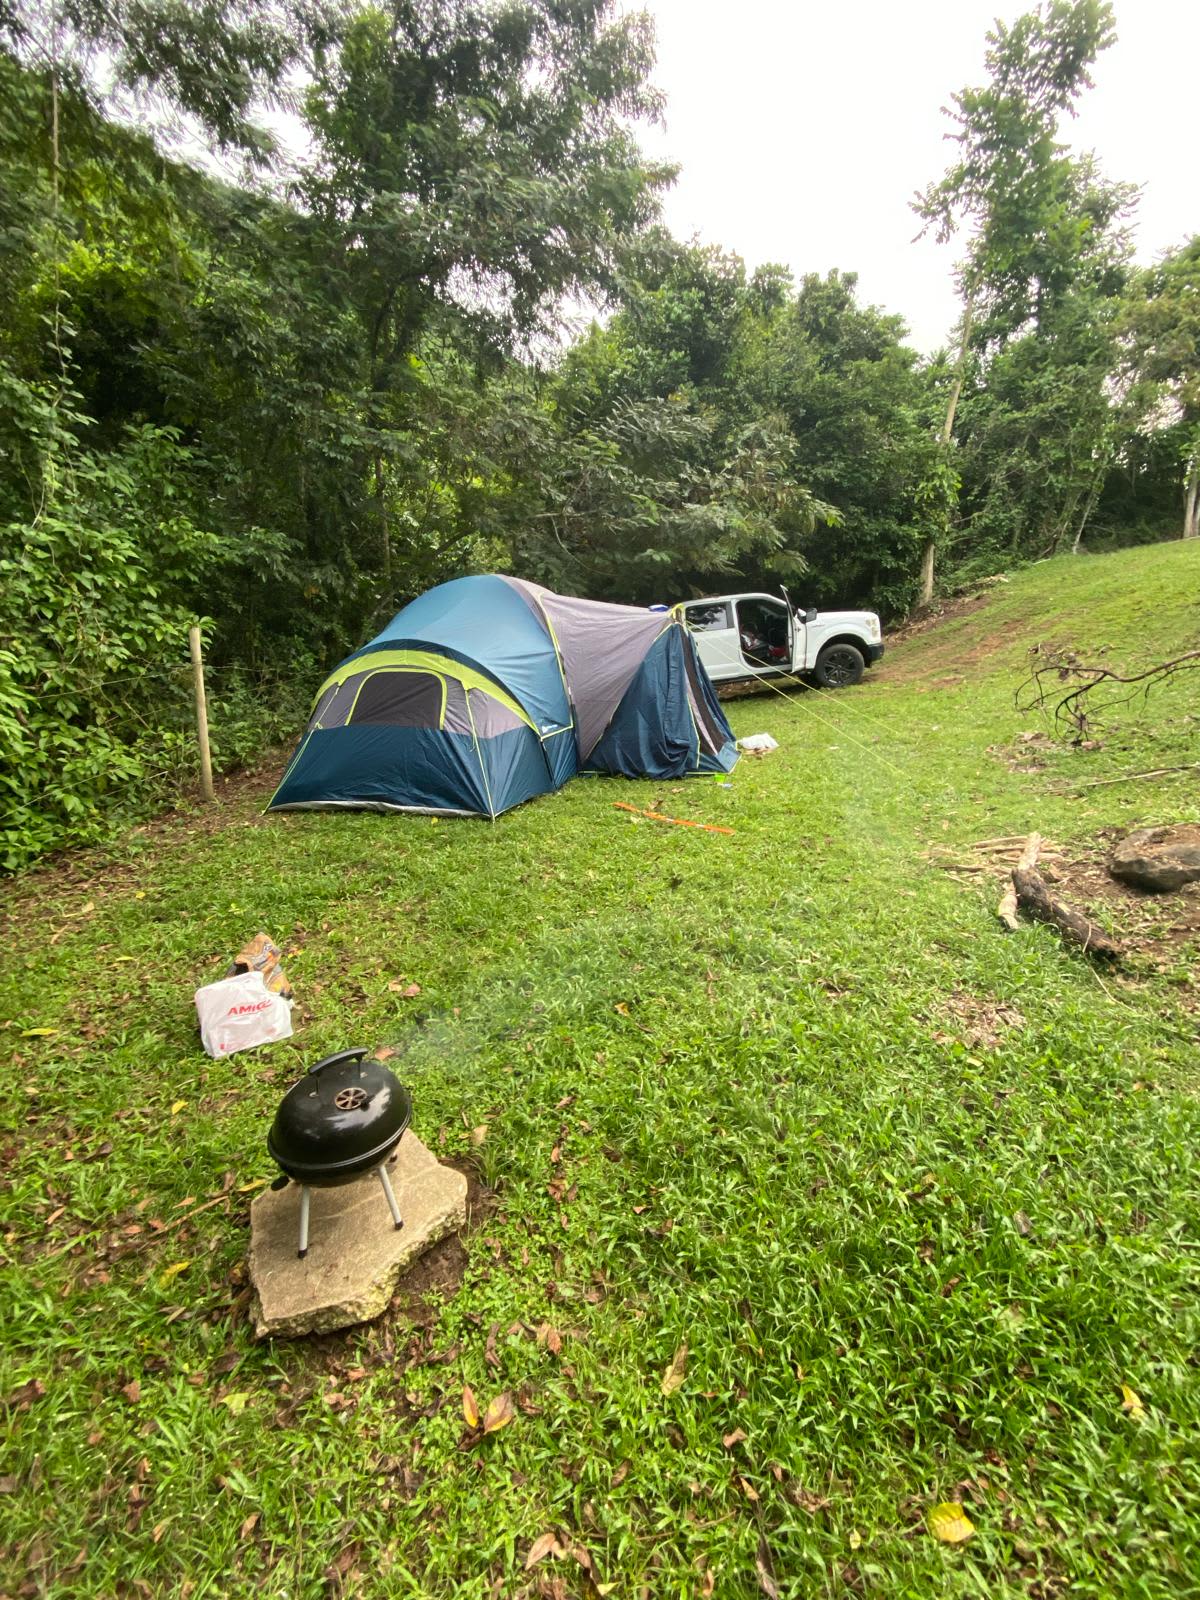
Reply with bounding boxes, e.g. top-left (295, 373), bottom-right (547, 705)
top-left (814, 643), bottom-right (865, 688)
